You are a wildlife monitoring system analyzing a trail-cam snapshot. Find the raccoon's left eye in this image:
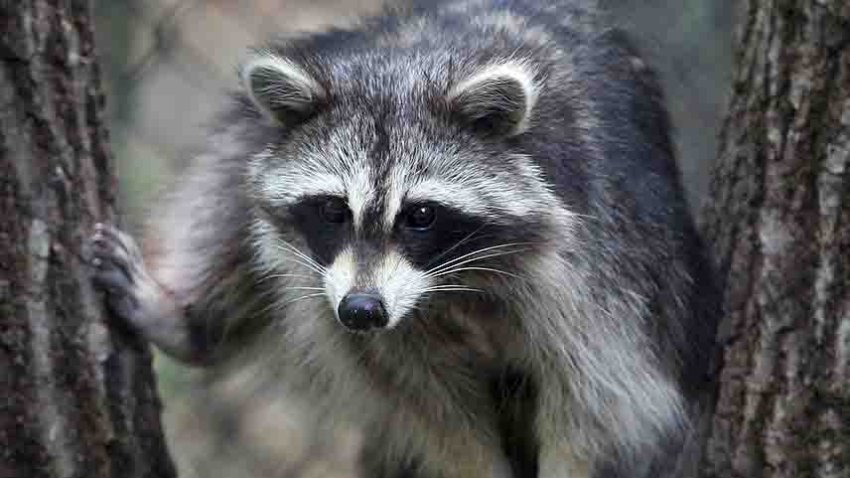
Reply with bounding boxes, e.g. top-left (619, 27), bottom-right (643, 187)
top-left (320, 197), bottom-right (350, 224)
top-left (404, 204), bottom-right (437, 230)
